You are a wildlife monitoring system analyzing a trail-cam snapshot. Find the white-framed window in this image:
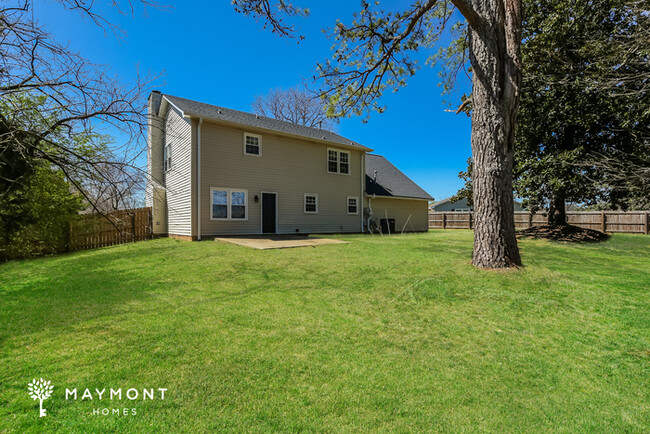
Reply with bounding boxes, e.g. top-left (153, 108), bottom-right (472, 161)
top-left (327, 148), bottom-right (350, 174)
top-left (347, 196), bottom-right (359, 215)
top-left (211, 187), bottom-right (248, 220)
top-left (163, 138), bottom-right (171, 172)
top-left (304, 193), bottom-right (318, 214)
top-left (244, 132), bottom-right (262, 156)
